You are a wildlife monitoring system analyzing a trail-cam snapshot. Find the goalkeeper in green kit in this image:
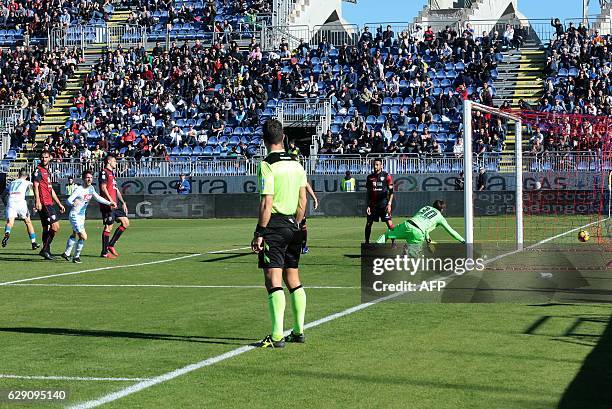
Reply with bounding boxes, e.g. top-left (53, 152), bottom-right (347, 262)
top-left (376, 200), bottom-right (465, 254)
